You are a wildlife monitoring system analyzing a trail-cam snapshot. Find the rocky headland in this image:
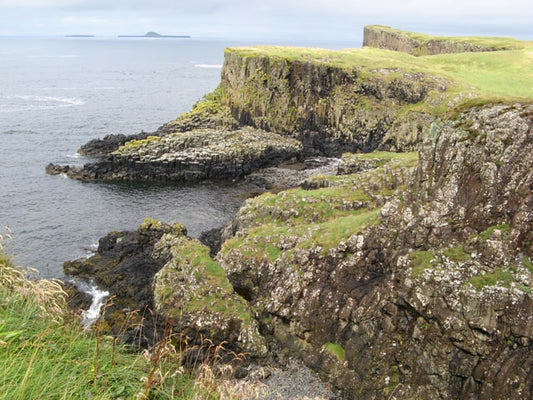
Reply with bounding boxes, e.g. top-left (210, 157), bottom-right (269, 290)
top-left (56, 27), bottom-right (533, 399)
top-left (363, 25), bottom-right (527, 56)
